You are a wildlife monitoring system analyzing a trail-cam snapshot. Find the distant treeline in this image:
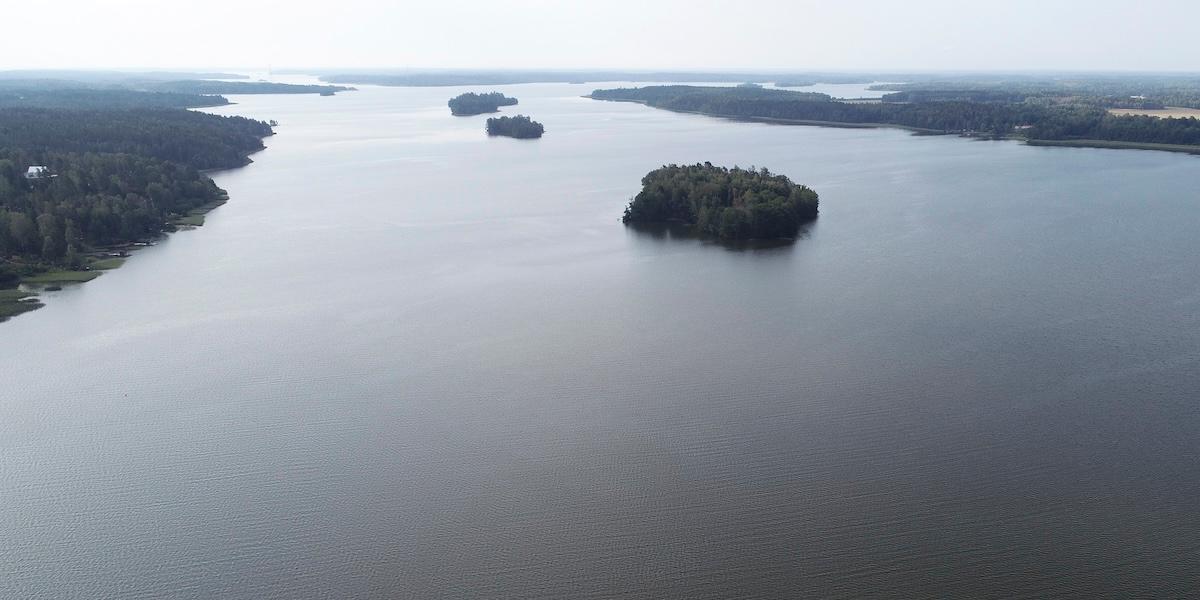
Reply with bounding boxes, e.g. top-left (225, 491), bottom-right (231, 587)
top-left (0, 79), bottom-right (351, 110)
top-left (141, 80), bottom-right (352, 96)
top-left (590, 85), bottom-right (1200, 145)
top-left (448, 92), bottom-right (518, 116)
top-left (623, 163), bottom-right (818, 240)
top-left (869, 75), bottom-right (1200, 110)
top-left (319, 71), bottom-right (877, 87)
top-left (881, 90), bottom-right (1029, 104)
top-left (0, 92), bottom-right (273, 282)
top-left (0, 69), bottom-right (248, 82)
top-left (0, 108), bottom-right (272, 169)
top-left (486, 115), bottom-right (544, 138)
top-left (0, 86), bottom-right (230, 109)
